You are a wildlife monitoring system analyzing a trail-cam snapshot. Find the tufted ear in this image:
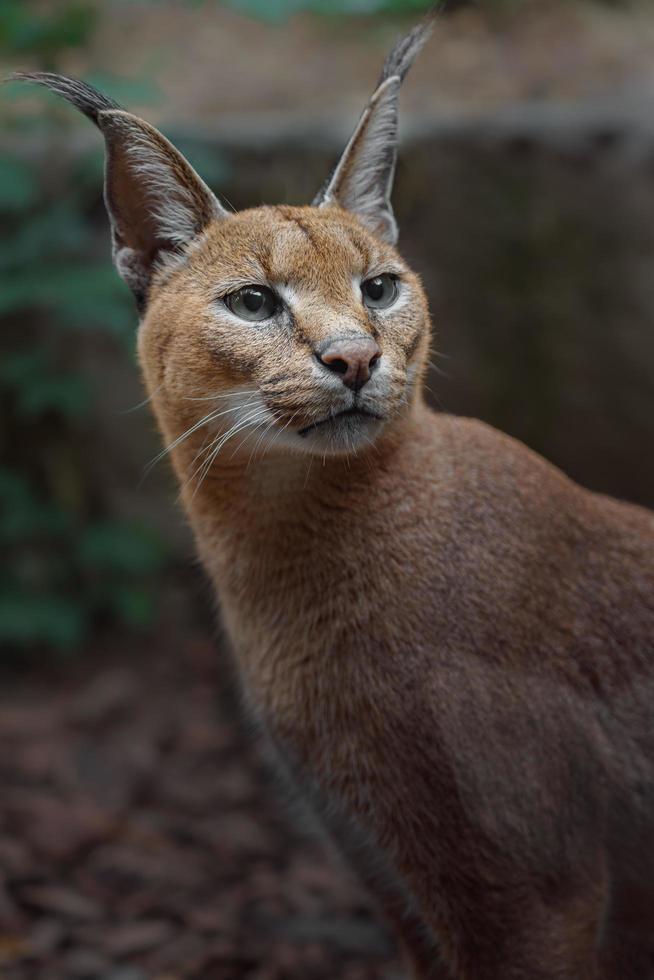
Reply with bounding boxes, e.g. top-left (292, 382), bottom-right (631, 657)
top-left (313, 13), bottom-right (436, 245)
top-left (7, 72), bottom-right (230, 310)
